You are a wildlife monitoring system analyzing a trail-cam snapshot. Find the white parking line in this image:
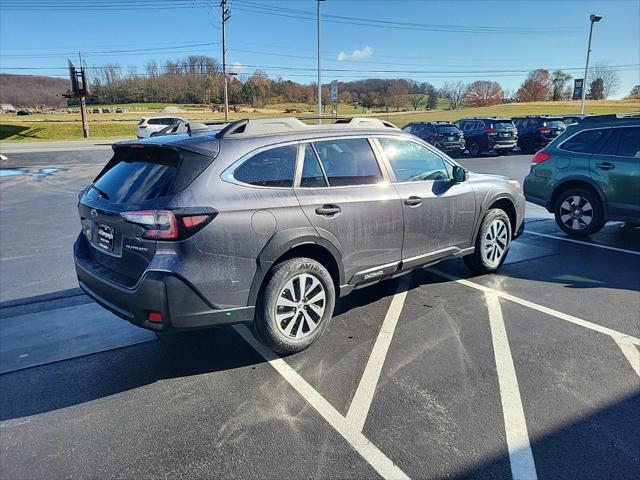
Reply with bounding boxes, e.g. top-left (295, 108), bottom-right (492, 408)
top-left (485, 293), bottom-right (538, 480)
top-left (612, 335), bottom-right (640, 377)
top-left (233, 325), bottom-right (410, 480)
top-left (346, 275), bottom-right (411, 432)
top-left (524, 231), bottom-right (640, 256)
top-left (427, 268), bottom-right (640, 347)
